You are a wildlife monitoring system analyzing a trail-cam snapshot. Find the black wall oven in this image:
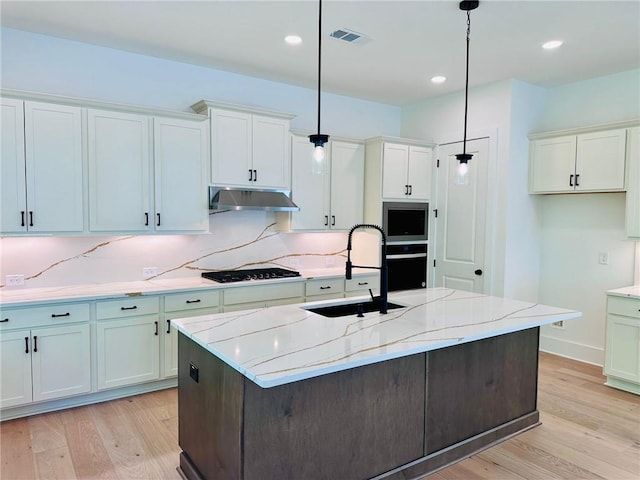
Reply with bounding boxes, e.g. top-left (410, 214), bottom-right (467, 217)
top-left (382, 201), bottom-right (429, 291)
